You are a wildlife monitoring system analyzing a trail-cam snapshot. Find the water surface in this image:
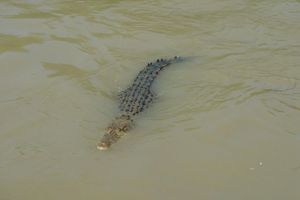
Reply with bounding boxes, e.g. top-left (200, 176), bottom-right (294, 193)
top-left (1, 0), bottom-right (300, 199)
